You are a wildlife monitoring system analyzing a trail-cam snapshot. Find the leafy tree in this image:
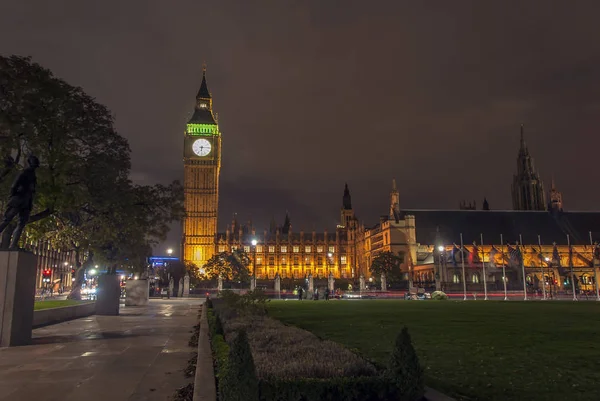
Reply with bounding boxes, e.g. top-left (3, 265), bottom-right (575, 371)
top-left (0, 55), bottom-right (183, 298)
top-left (369, 251), bottom-right (403, 283)
top-left (204, 249), bottom-right (251, 284)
